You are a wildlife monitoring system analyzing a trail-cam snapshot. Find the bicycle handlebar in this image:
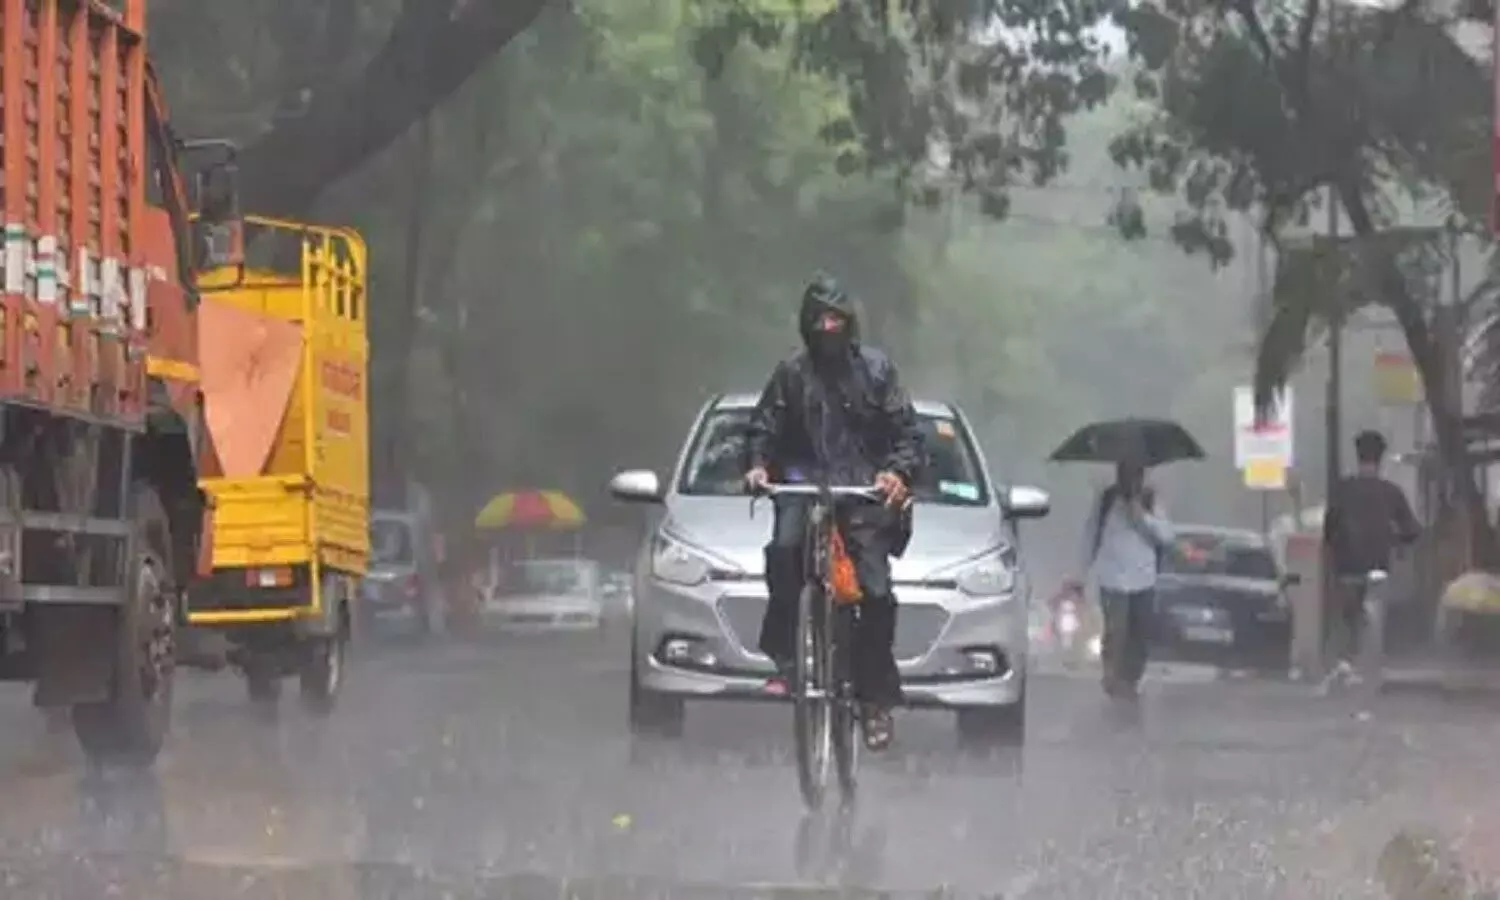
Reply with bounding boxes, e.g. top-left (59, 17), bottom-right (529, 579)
top-left (756, 482), bottom-right (885, 502)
